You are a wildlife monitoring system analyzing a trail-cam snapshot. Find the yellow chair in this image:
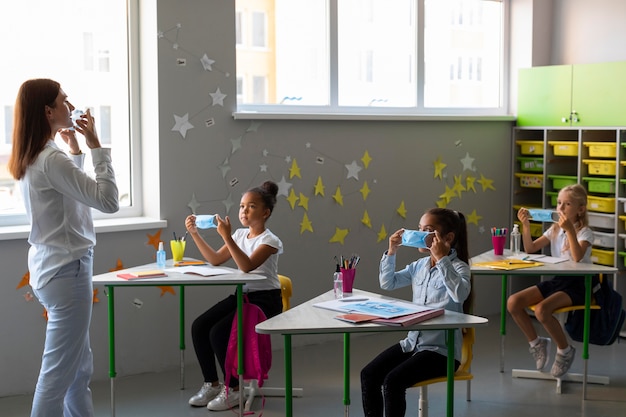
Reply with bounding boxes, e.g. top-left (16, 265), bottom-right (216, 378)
top-left (412, 328), bottom-right (475, 417)
top-left (244, 274), bottom-right (303, 411)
